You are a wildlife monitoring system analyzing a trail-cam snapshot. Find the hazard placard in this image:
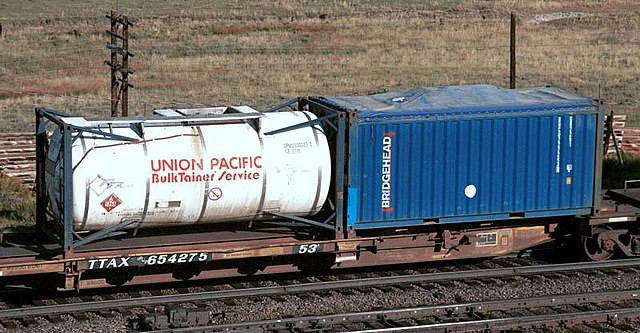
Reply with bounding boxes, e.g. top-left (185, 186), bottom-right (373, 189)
top-left (101, 193), bottom-right (122, 212)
